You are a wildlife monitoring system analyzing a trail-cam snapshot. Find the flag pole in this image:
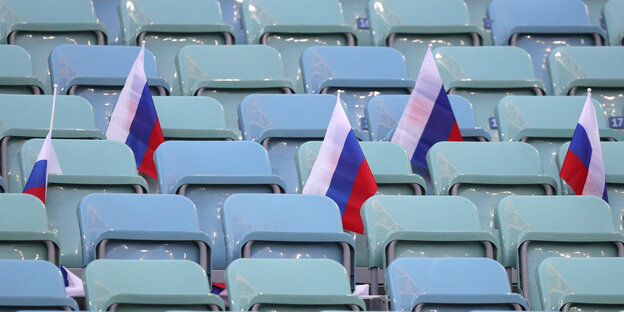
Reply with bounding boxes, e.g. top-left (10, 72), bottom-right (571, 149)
top-left (49, 84), bottom-right (58, 133)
